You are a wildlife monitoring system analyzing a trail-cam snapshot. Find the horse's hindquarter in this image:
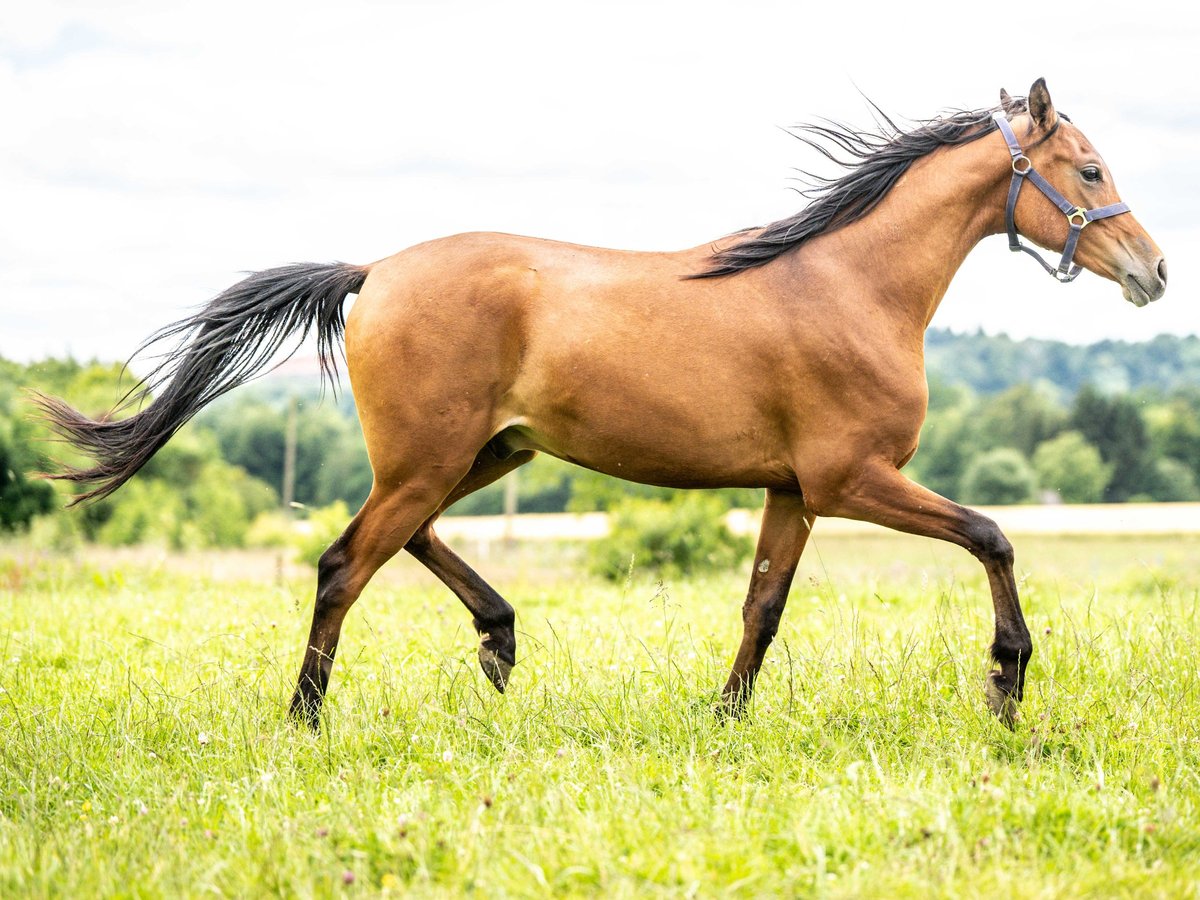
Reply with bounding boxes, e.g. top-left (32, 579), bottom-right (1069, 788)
top-left (347, 232), bottom-right (925, 492)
